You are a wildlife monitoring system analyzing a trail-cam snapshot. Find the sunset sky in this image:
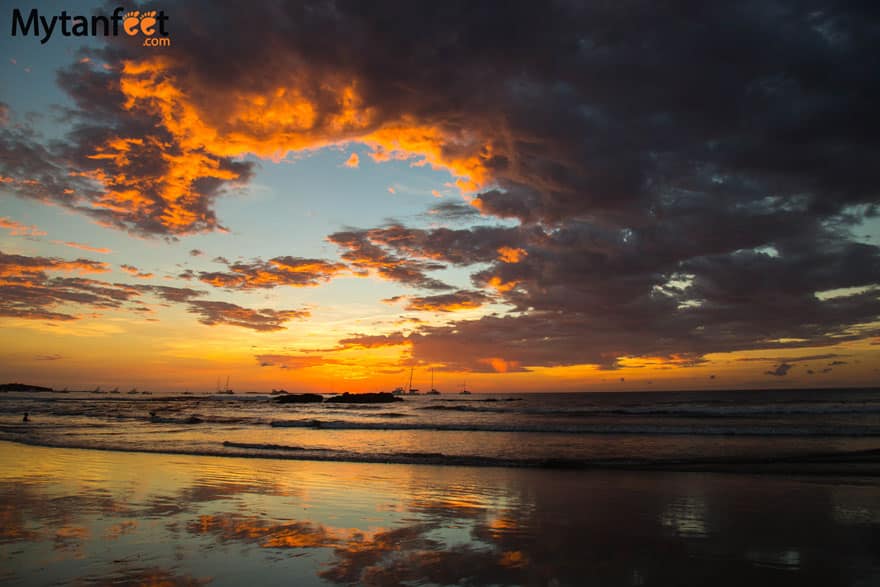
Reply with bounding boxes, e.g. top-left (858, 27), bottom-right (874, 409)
top-left (1, 0), bottom-right (878, 393)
